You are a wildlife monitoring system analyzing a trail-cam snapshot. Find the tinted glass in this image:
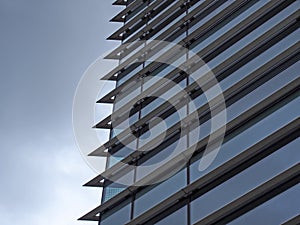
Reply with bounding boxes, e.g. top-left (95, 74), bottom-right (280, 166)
top-left (134, 169), bottom-right (187, 217)
top-left (191, 138), bottom-right (300, 224)
top-left (101, 198), bottom-right (131, 225)
top-left (228, 183), bottom-right (300, 225)
top-left (155, 206), bottom-right (187, 225)
top-left (190, 96), bottom-right (300, 182)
